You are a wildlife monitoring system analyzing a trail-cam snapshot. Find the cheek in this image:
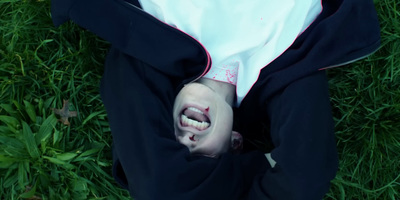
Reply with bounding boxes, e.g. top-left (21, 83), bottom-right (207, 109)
top-left (201, 137), bottom-right (229, 155)
top-left (219, 106), bottom-right (234, 126)
top-left (210, 119), bottom-right (233, 151)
